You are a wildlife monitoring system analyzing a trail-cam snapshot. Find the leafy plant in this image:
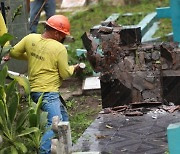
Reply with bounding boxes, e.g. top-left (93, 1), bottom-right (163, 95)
top-left (26, 94), bottom-right (48, 153)
top-left (0, 33), bottom-right (13, 63)
top-left (12, 5), bottom-right (23, 22)
top-left (66, 99), bottom-right (76, 109)
top-left (0, 65), bottom-right (39, 153)
top-left (0, 65), bottom-right (47, 153)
